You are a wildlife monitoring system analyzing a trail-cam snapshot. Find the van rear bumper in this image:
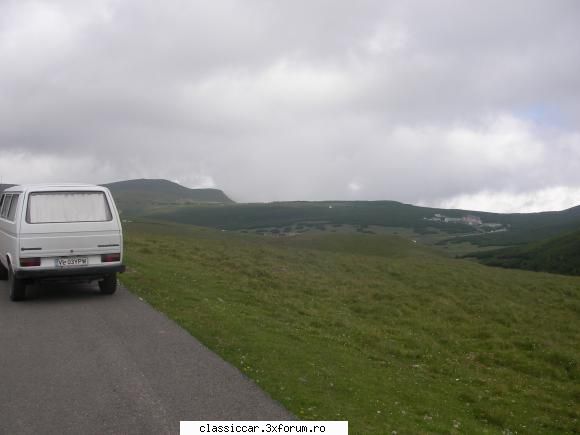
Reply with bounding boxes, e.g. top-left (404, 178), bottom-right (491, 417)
top-left (14, 265), bottom-right (126, 280)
